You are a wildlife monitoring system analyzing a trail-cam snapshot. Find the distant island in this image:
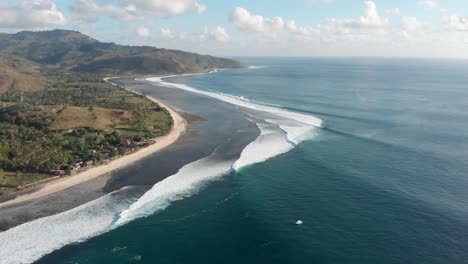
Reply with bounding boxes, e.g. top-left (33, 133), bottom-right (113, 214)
top-left (0, 29), bottom-right (243, 197)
